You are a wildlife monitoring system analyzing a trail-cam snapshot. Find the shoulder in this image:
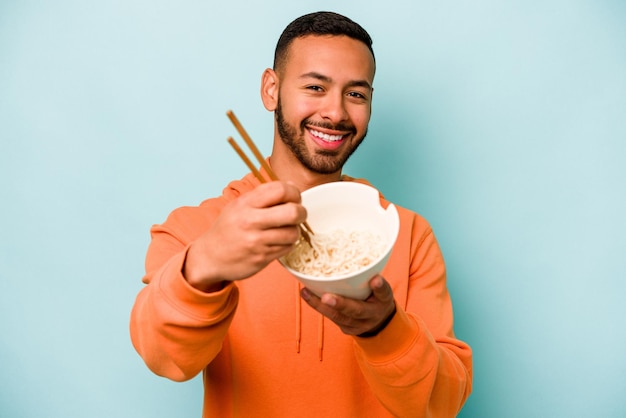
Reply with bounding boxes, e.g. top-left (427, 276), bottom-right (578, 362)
top-left (154, 172), bottom-right (259, 243)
